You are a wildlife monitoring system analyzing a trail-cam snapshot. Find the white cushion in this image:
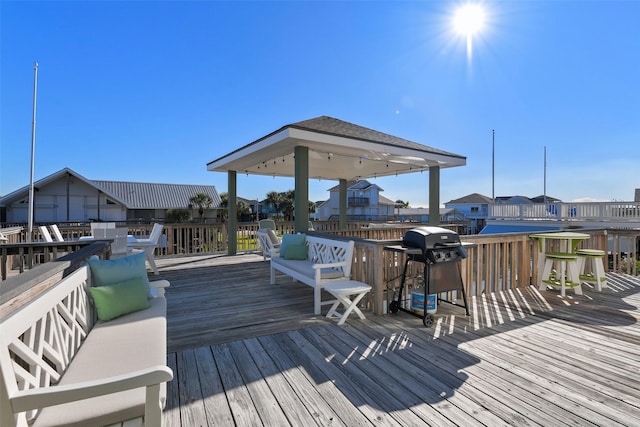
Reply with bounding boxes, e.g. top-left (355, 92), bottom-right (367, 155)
top-left (267, 229), bottom-right (280, 245)
top-left (32, 298), bottom-right (167, 427)
top-left (271, 258), bottom-right (345, 280)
